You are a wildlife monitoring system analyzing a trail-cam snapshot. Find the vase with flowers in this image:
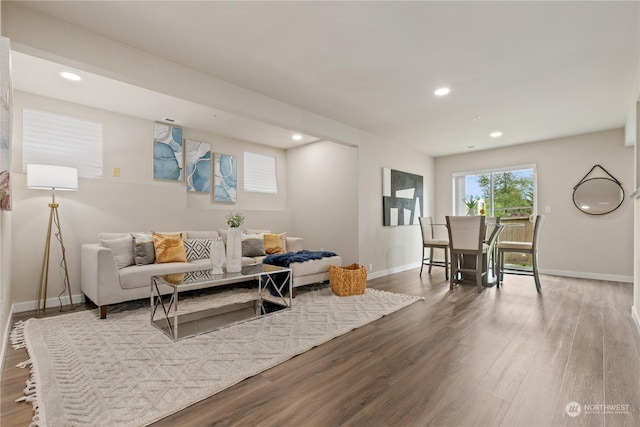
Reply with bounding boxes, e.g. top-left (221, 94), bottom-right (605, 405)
top-left (225, 212), bottom-right (245, 273)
